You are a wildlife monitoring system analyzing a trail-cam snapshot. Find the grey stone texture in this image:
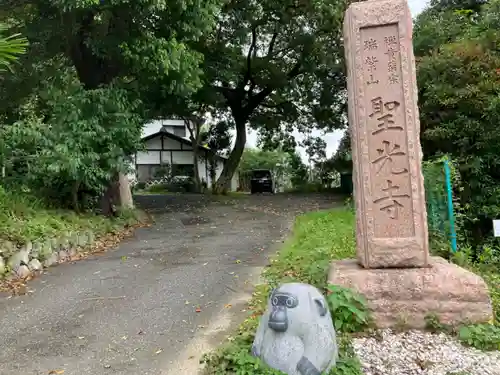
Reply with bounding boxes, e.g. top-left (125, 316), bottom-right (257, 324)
top-left (7, 249), bottom-right (29, 268)
top-left (28, 258), bottom-right (43, 272)
top-left (43, 252), bottom-right (59, 268)
top-left (252, 283), bottom-right (338, 375)
top-left (0, 230), bottom-right (96, 281)
top-left (15, 265), bottom-right (31, 279)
